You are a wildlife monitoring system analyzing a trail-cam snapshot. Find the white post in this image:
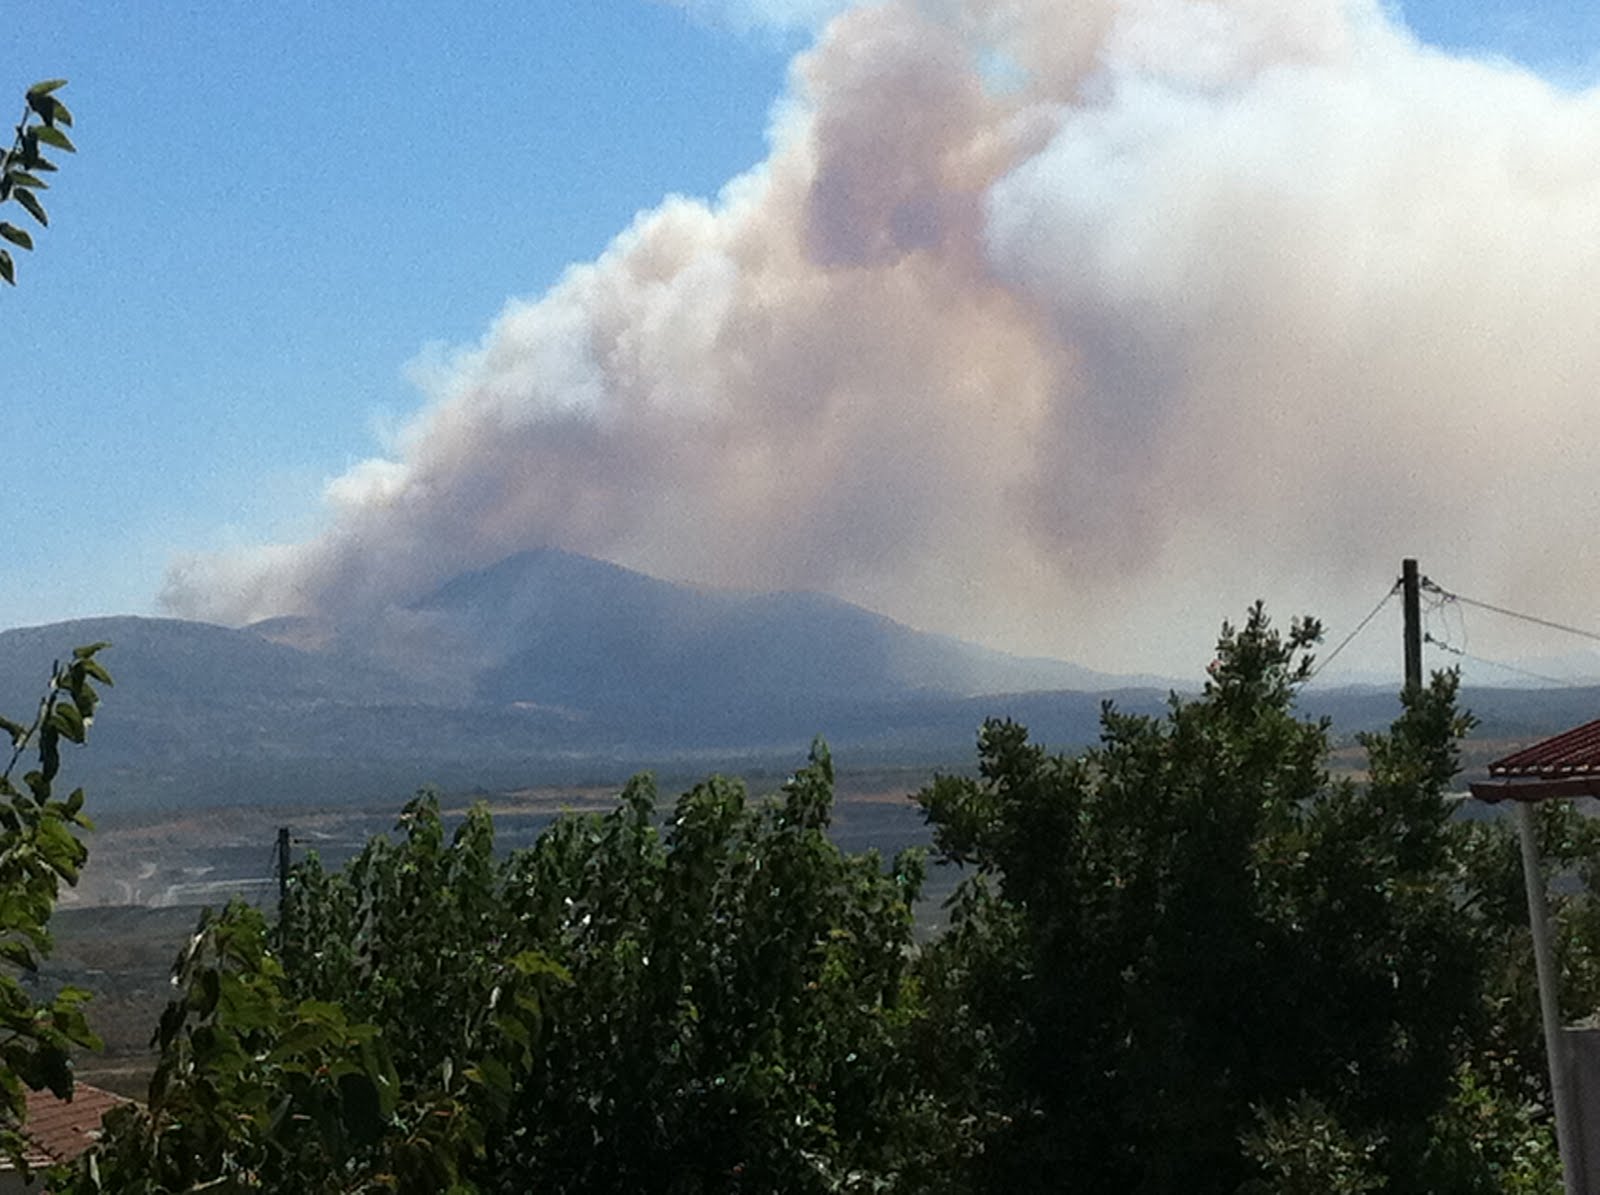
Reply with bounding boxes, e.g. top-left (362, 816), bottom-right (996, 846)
top-left (1517, 800), bottom-right (1582, 1195)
